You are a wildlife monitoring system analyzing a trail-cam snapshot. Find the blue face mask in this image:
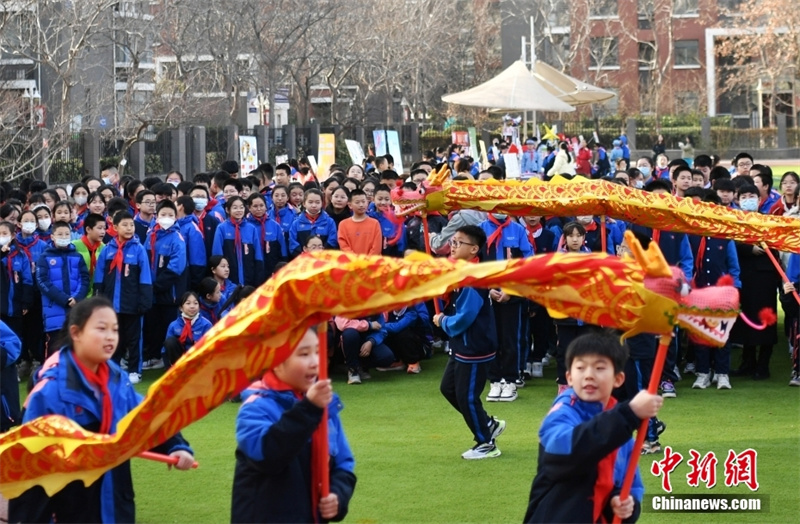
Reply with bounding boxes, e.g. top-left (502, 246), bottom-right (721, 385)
top-left (638, 166), bottom-right (651, 177)
top-left (739, 198), bottom-right (759, 212)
